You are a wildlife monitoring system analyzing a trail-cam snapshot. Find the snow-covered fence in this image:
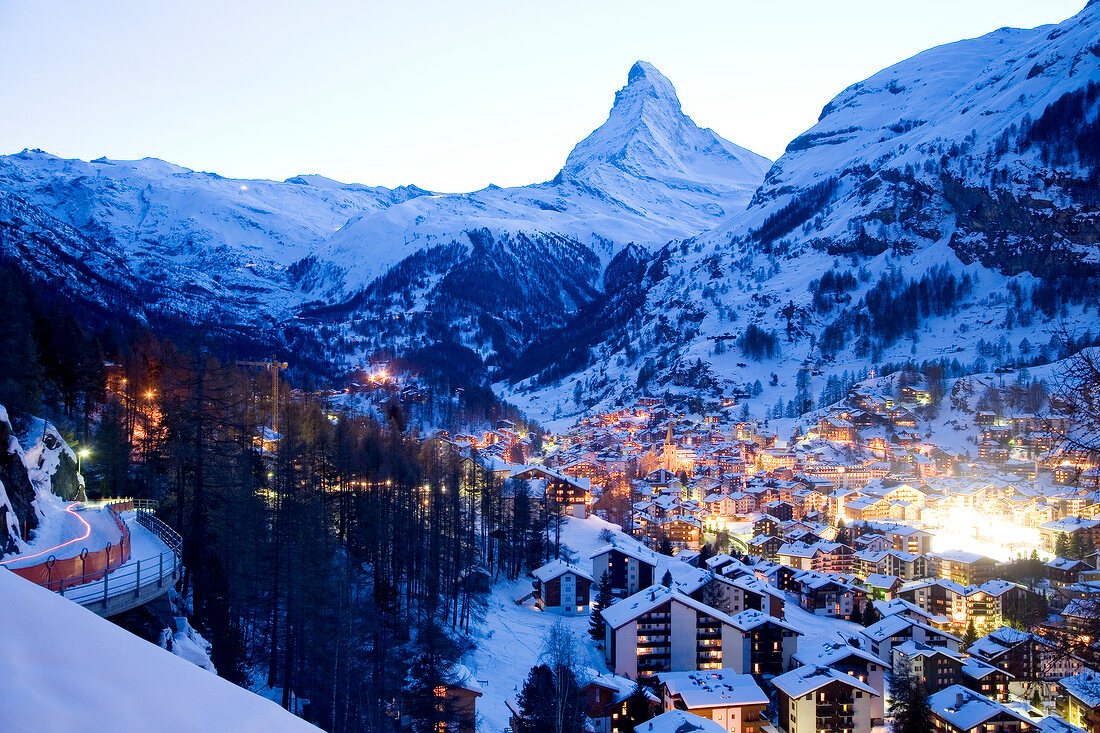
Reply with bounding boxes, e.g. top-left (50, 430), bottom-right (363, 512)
top-left (8, 499), bottom-right (133, 591)
top-left (6, 499), bottom-right (182, 617)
